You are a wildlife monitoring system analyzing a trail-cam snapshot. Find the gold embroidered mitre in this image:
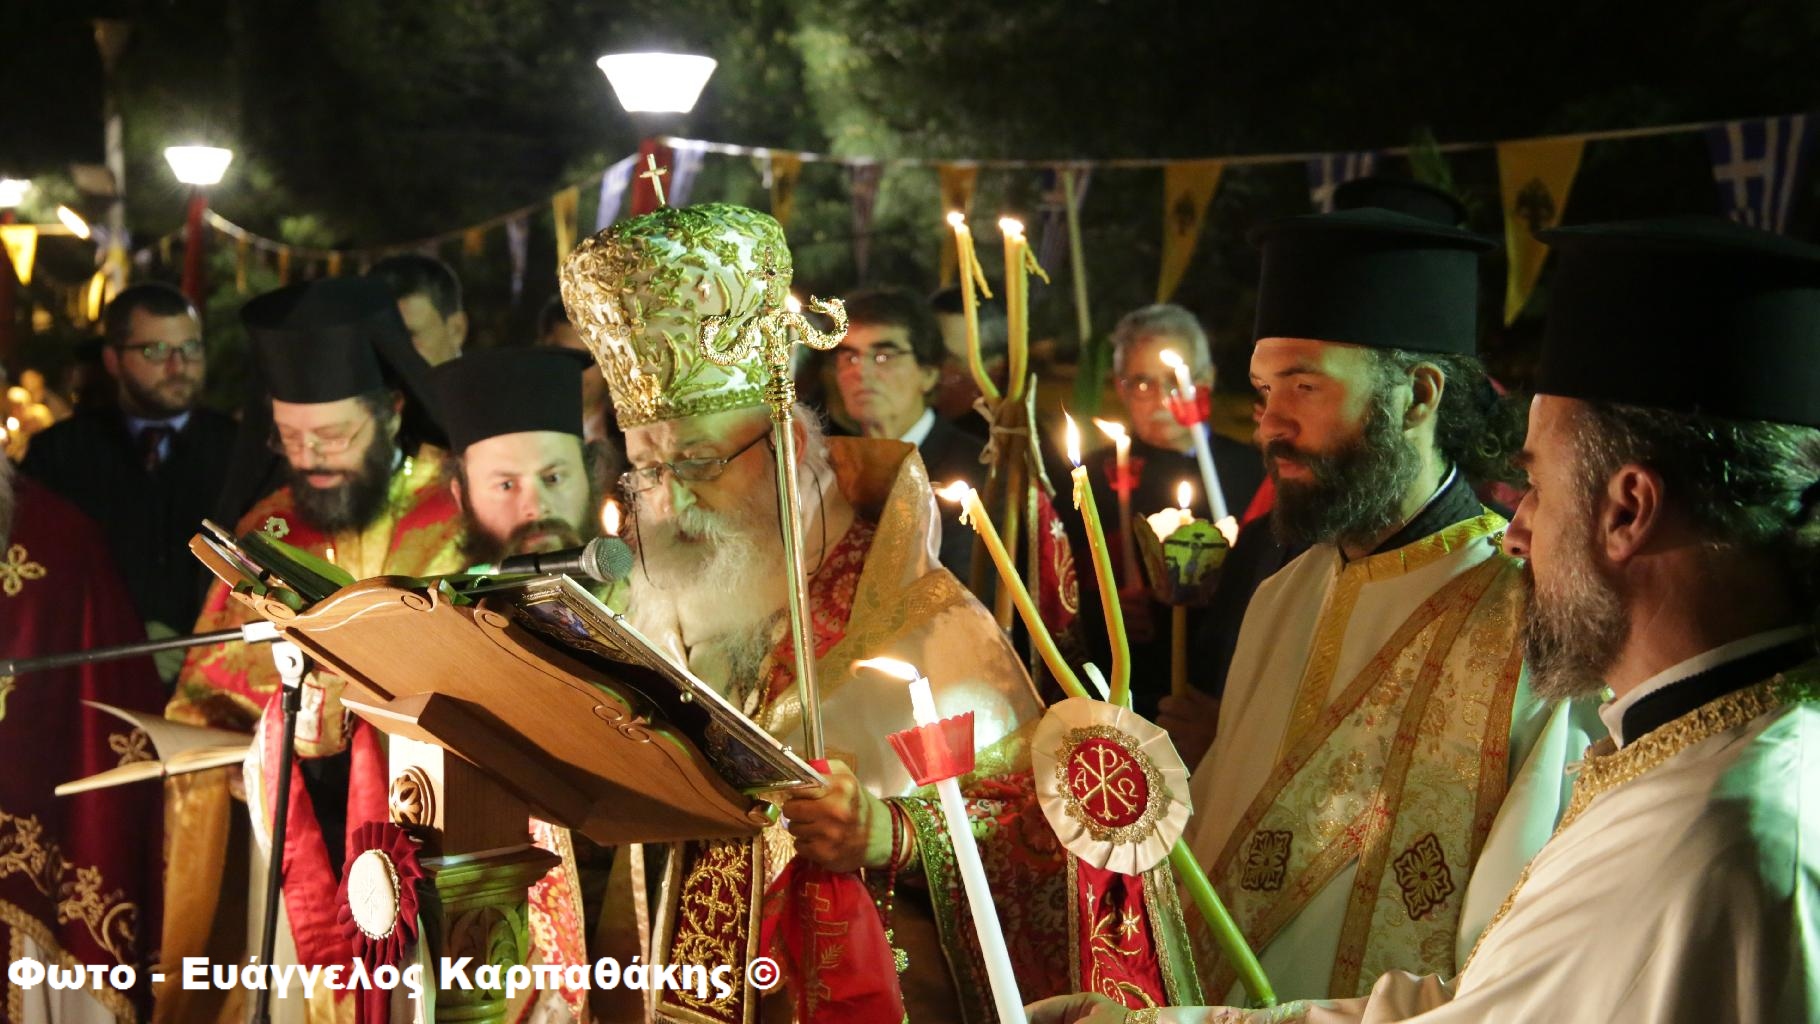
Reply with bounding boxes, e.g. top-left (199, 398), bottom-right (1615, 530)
top-left (559, 203), bottom-right (790, 428)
